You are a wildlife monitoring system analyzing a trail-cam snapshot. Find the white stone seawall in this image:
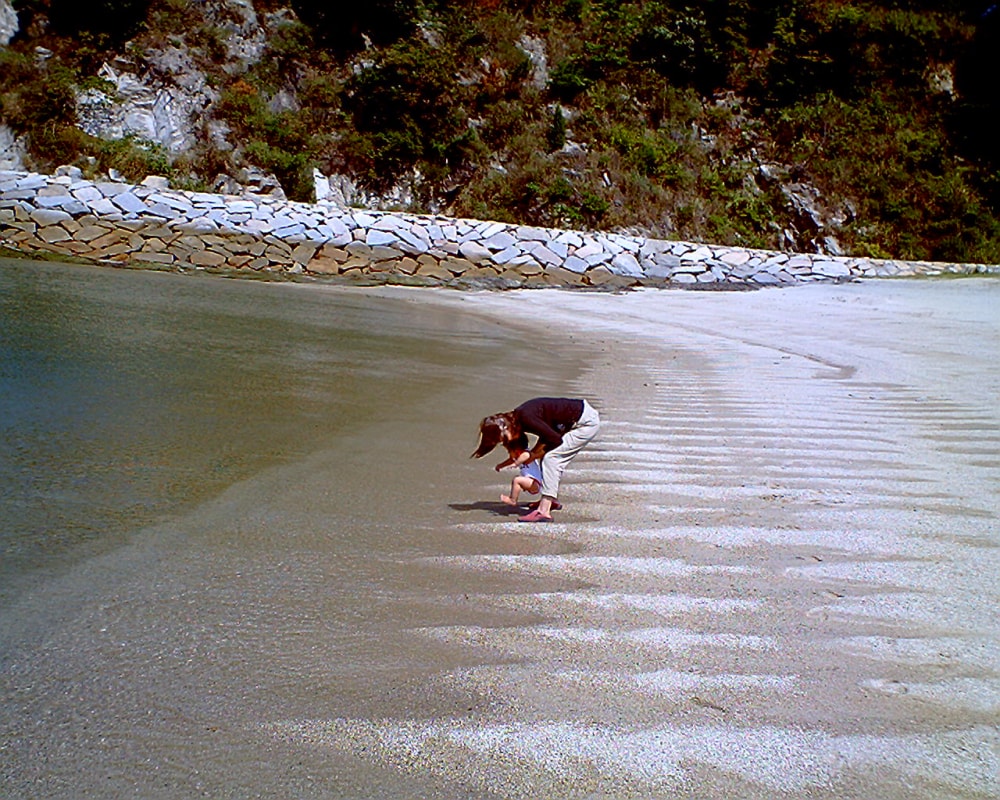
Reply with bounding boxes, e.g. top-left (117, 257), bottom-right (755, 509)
top-left (1, 170), bottom-right (996, 288)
